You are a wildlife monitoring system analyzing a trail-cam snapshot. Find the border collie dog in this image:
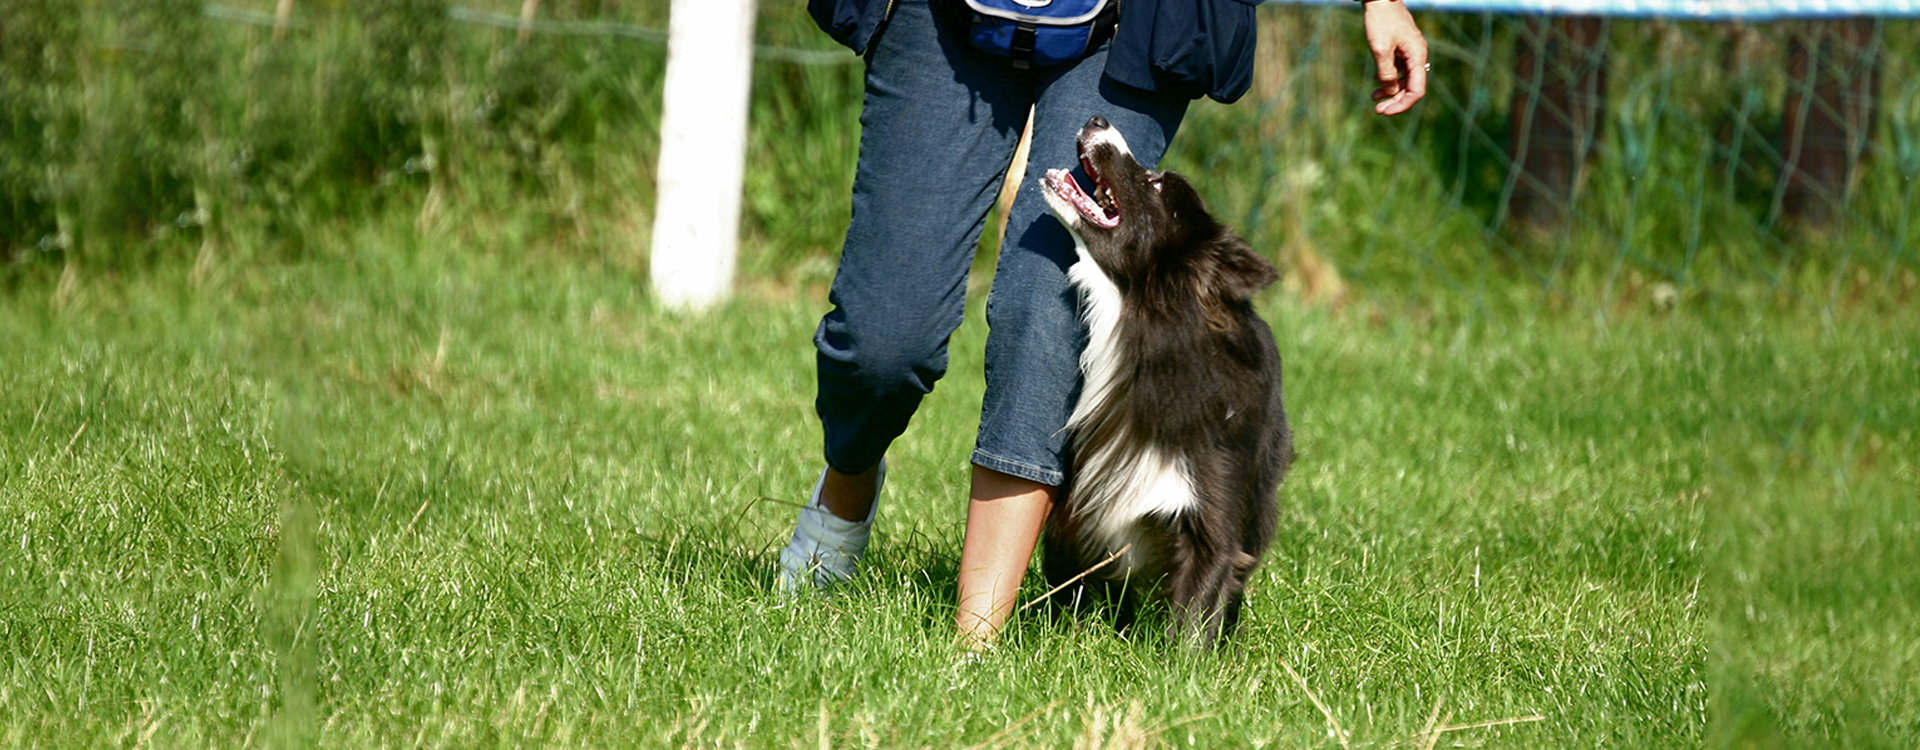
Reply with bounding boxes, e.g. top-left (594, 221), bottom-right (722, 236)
top-left (1039, 116), bottom-right (1294, 647)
